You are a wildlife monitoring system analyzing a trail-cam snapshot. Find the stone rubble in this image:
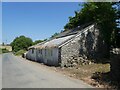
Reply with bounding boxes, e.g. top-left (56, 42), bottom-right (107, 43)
top-left (64, 56), bottom-right (93, 67)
